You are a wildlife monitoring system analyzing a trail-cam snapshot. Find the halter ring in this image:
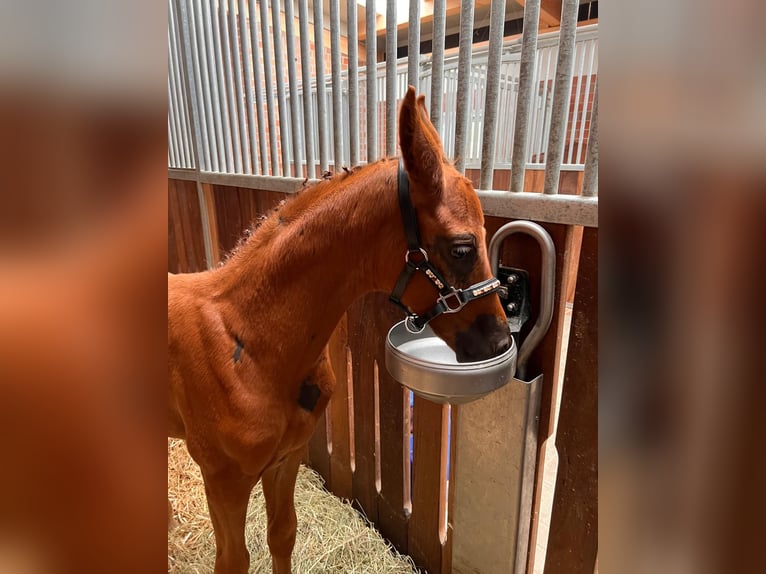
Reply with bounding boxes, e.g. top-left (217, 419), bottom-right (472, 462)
top-left (438, 290), bottom-right (466, 314)
top-left (404, 315), bottom-right (426, 334)
top-left (405, 248), bottom-right (428, 266)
